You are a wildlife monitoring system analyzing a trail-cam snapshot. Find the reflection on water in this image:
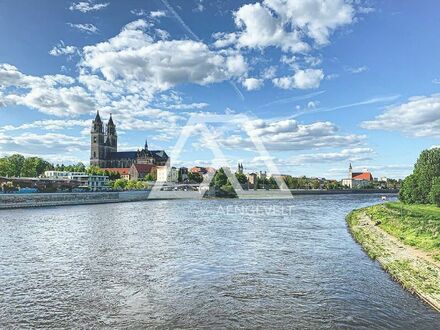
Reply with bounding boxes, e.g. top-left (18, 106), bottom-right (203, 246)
top-left (0, 194), bottom-right (439, 328)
